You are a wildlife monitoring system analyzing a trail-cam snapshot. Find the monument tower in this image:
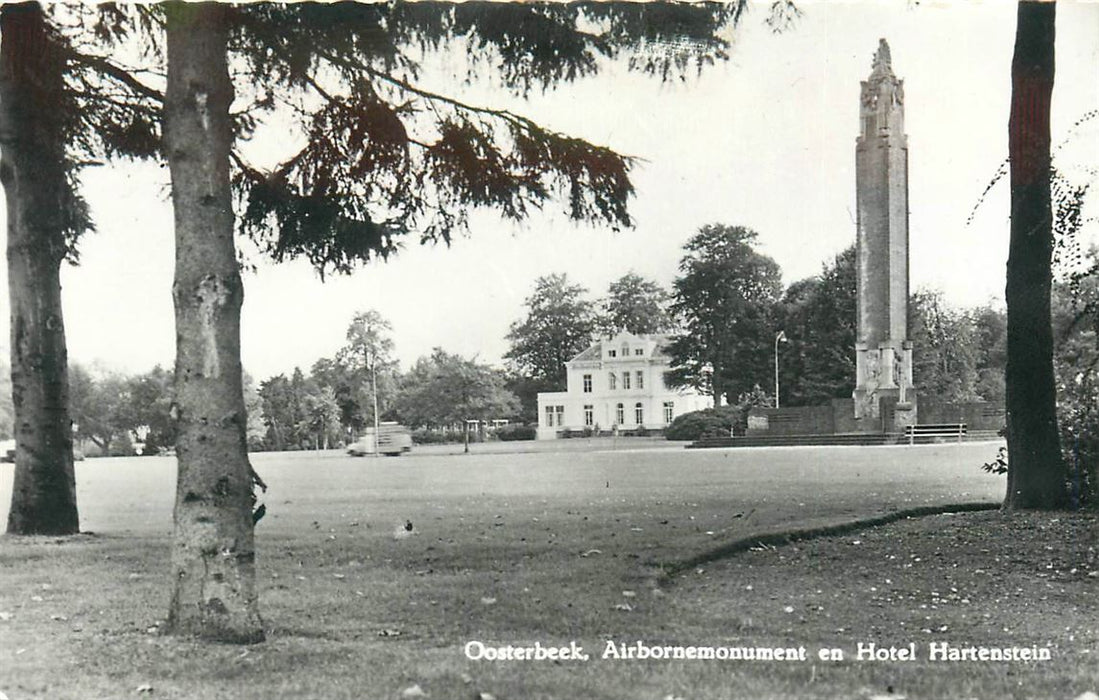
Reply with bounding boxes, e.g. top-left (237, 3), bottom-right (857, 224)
top-left (852, 39), bottom-right (917, 427)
